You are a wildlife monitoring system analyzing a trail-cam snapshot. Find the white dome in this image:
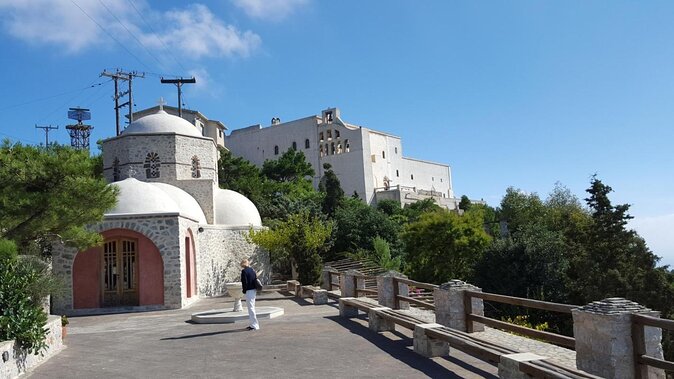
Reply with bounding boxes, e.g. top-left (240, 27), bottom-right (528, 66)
top-left (106, 178), bottom-right (207, 223)
top-left (214, 189), bottom-right (262, 226)
top-left (123, 110), bottom-right (202, 137)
